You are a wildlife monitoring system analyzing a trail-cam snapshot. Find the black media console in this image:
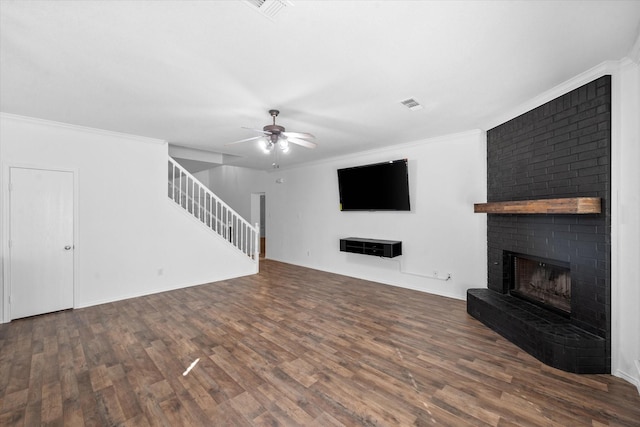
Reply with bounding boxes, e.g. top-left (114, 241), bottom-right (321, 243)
top-left (339, 237), bottom-right (402, 258)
